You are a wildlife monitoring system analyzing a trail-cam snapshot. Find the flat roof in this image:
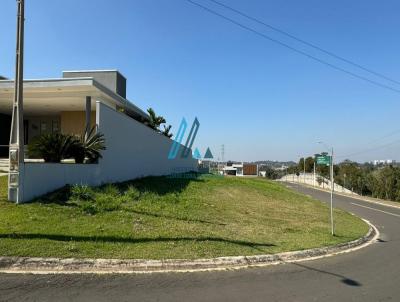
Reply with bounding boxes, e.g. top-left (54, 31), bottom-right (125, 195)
top-left (62, 70), bottom-right (127, 80)
top-left (0, 77), bottom-right (148, 119)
